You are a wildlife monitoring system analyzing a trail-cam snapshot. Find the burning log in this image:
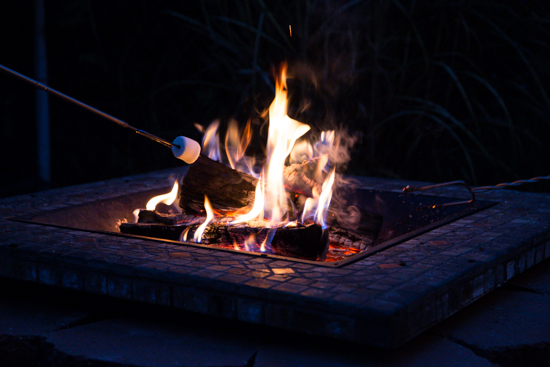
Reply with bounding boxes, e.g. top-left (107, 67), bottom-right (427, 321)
top-left (178, 155), bottom-right (325, 214)
top-left (119, 222), bottom-right (184, 241)
top-left (120, 218), bottom-right (328, 260)
top-left (137, 210), bottom-right (200, 226)
top-left (178, 155), bottom-right (258, 214)
top-left (282, 158), bottom-right (322, 197)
